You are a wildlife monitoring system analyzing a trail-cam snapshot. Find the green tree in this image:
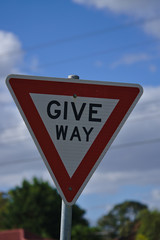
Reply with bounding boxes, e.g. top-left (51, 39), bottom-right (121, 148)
top-left (136, 209), bottom-right (160, 240)
top-left (136, 233), bottom-right (149, 240)
top-left (2, 178), bottom-right (88, 239)
top-left (72, 204), bottom-right (89, 226)
top-left (0, 192), bottom-right (8, 229)
top-left (98, 200), bottom-right (147, 239)
top-left (71, 224), bottom-right (100, 240)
